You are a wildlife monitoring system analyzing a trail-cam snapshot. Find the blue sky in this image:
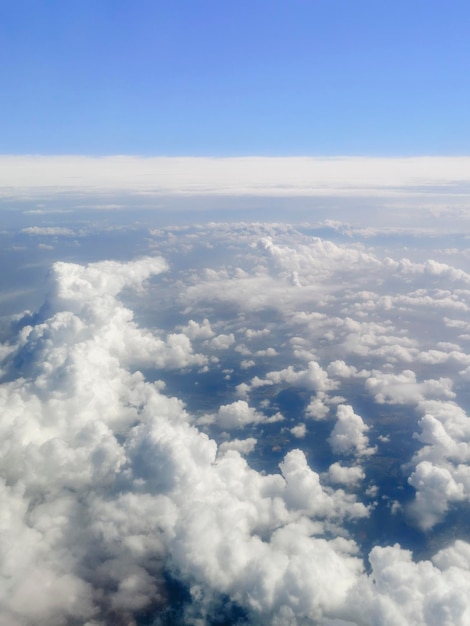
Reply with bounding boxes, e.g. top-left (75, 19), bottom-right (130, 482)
top-left (1, 0), bottom-right (469, 156)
